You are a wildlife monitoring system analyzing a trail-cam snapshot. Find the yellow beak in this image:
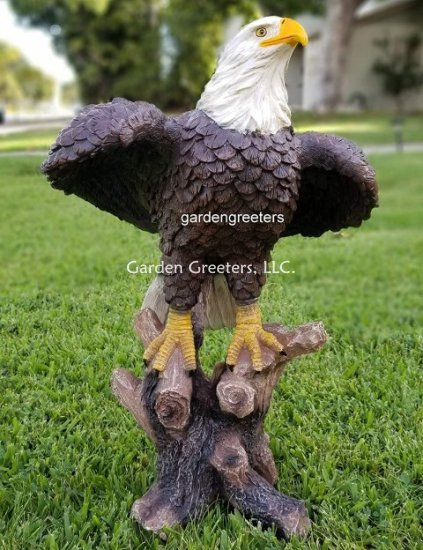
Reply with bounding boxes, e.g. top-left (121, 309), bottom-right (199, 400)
top-left (260, 18), bottom-right (308, 48)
